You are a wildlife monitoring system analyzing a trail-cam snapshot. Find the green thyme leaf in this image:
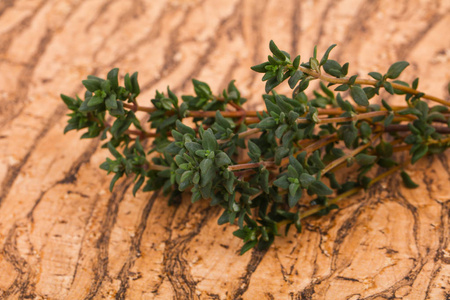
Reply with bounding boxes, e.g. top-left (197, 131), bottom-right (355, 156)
top-left (386, 61), bottom-right (409, 79)
top-left (320, 44), bottom-right (337, 66)
top-left (411, 144), bottom-right (428, 164)
top-left (251, 62), bottom-right (270, 73)
top-left (308, 180), bottom-right (333, 196)
top-left (82, 79), bottom-right (101, 92)
top-left (215, 152), bottom-right (231, 167)
top-left (257, 117), bottom-right (277, 130)
top-left (248, 140), bottom-right (261, 157)
top-left (400, 171), bottom-right (419, 189)
top-left (350, 85), bottom-right (369, 106)
top-left (107, 68), bottom-right (119, 90)
top-left (355, 153), bottom-right (377, 166)
top-left (269, 40), bottom-right (286, 61)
